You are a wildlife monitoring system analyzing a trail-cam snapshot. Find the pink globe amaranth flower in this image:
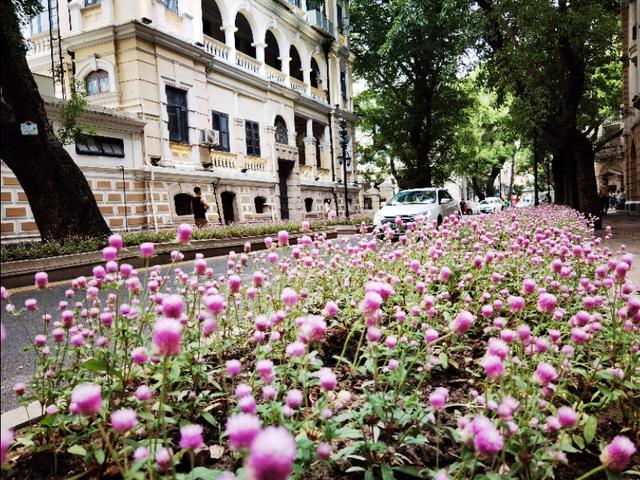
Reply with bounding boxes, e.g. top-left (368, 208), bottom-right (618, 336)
top-left (131, 346), bottom-right (149, 365)
top-left (228, 274), bottom-right (242, 293)
top-left (361, 290), bottom-right (383, 315)
top-left (385, 335), bottom-right (398, 349)
top-left (248, 426), bottom-right (296, 480)
top-left (235, 383), bottom-right (253, 399)
top-left (286, 389), bottom-right (303, 409)
top-left (318, 367), bottom-right (337, 390)
top-left (299, 316), bottom-right (326, 343)
top-left (429, 388), bottom-right (449, 410)
top-left (324, 301), bottom-right (339, 317)
top-left (179, 424), bottom-right (204, 449)
top-left (135, 385), bottom-right (153, 401)
top-left (204, 294), bottom-right (226, 315)
top-left (316, 442), bottom-right (332, 460)
top-left (34, 334), bottom-right (47, 347)
top-left (286, 341), bottom-right (306, 357)
top-left (133, 446), bottom-right (149, 461)
top-left (388, 359), bottom-right (399, 370)
top-left (537, 293), bottom-right (557, 314)
top-left (301, 220), bottom-right (310, 232)
top-left (262, 385), bottom-right (277, 401)
top-left (449, 310), bottom-right (475, 335)
top-left (35, 271), bottom-right (49, 289)
top-left (239, 395), bottom-right (257, 414)
top-left (71, 383), bottom-right (102, 416)
top-left (438, 266), bottom-right (452, 282)
top-left (257, 359), bottom-right (274, 379)
top-left (497, 396), bottom-right (519, 419)
top-left (557, 406), bottom-right (578, 428)
top-left (108, 234), bottom-right (124, 250)
top-left (600, 435), bottom-right (636, 472)
top-left (522, 278), bottom-right (536, 295)
top-left (508, 295), bottom-right (525, 312)
top-left (13, 383), bottom-right (26, 396)
top-left (226, 359), bottom-right (241, 377)
top-left (1, 427), bottom-right (13, 464)
top-left (177, 223), bottom-right (192, 244)
top-left (473, 421), bottom-right (504, 457)
top-left (202, 317), bottom-right (217, 337)
top-left (280, 287), bottom-right (298, 306)
top-left (1, 323), bottom-right (6, 345)
top-left (140, 242), bottom-right (154, 258)
top-left (481, 355), bottom-right (505, 380)
top-left (226, 413), bottom-right (261, 450)
top-left (155, 447), bottom-right (172, 471)
top-left (570, 327), bottom-right (589, 344)
top-left (533, 362), bottom-right (558, 386)
top-left (277, 230), bottom-right (289, 246)
top-left (162, 294), bottom-right (185, 319)
top-left (0, 287), bottom-right (8, 300)
top-left (110, 408), bottom-right (138, 432)
top-left (25, 298), bottom-right (38, 311)
top-left (102, 246), bottom-right (118, 262)
top-left (152, 318), bottom-right (182, 356)
top-left (46, 404), bottom-right (59, 415)
top-left (366, 326), bottom-right (382, 343)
